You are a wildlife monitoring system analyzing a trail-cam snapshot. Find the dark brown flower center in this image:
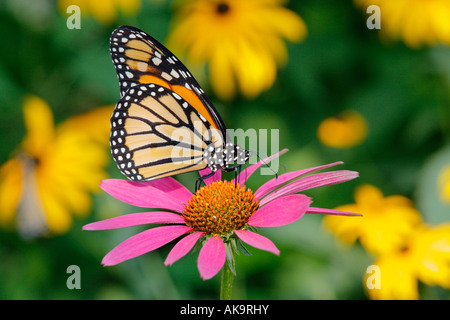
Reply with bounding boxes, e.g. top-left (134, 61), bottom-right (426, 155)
top-left (216, 2), bottom-right (230, 14)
